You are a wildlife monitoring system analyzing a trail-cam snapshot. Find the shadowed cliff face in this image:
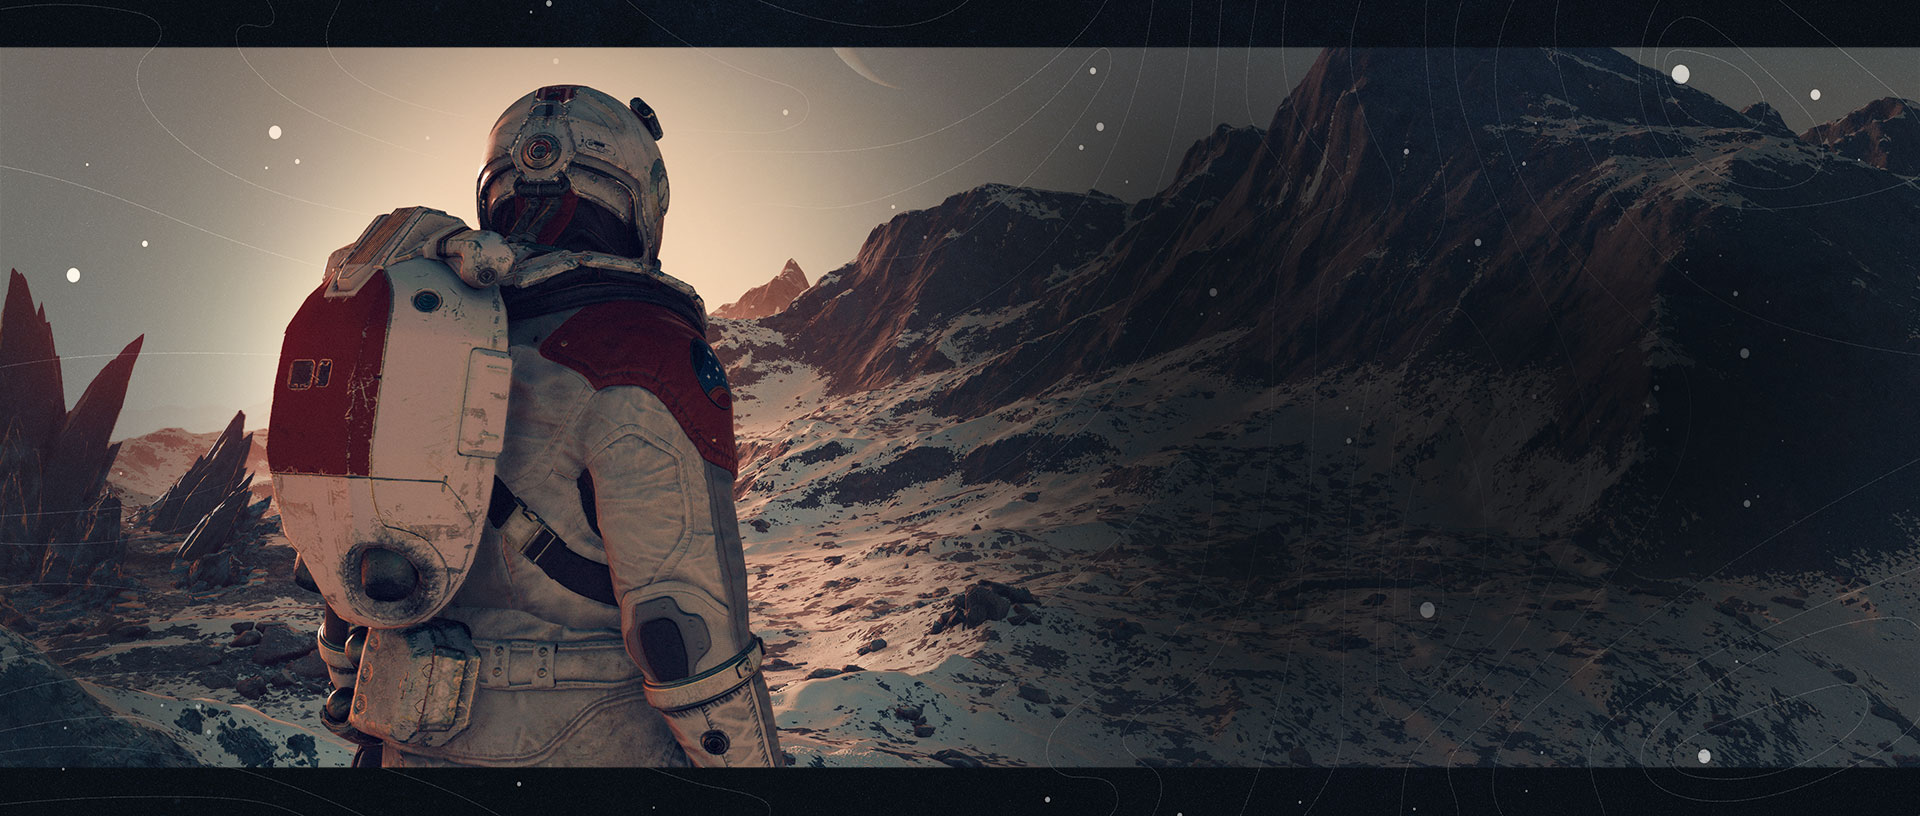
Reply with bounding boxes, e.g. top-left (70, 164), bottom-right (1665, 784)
top-left (717, 48), bottom-right (1920, 574)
